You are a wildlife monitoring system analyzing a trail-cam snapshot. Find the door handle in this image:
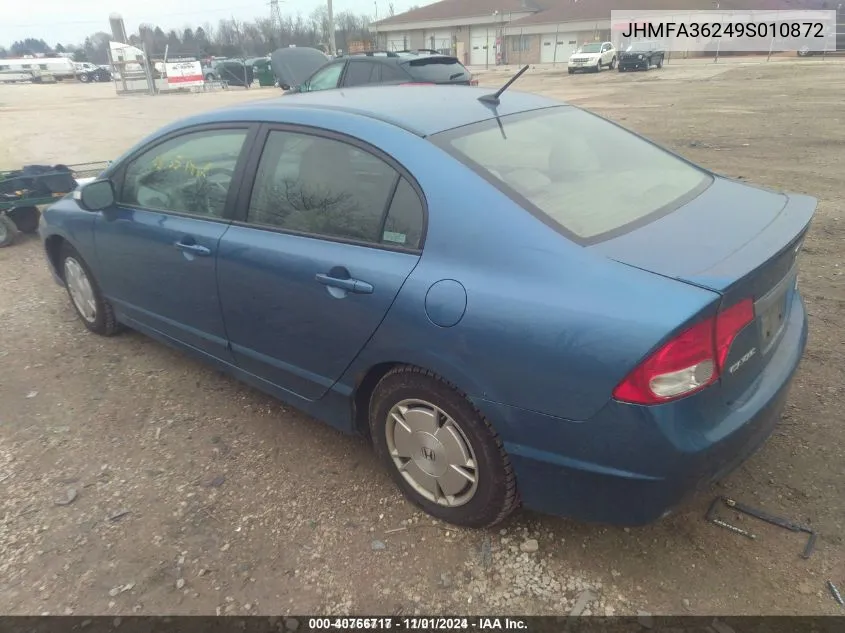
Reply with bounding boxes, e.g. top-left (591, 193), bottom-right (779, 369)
top-left (175, 241), bottom-right (211, 256)
top-left (315, 273), bottom-right (374, 295)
